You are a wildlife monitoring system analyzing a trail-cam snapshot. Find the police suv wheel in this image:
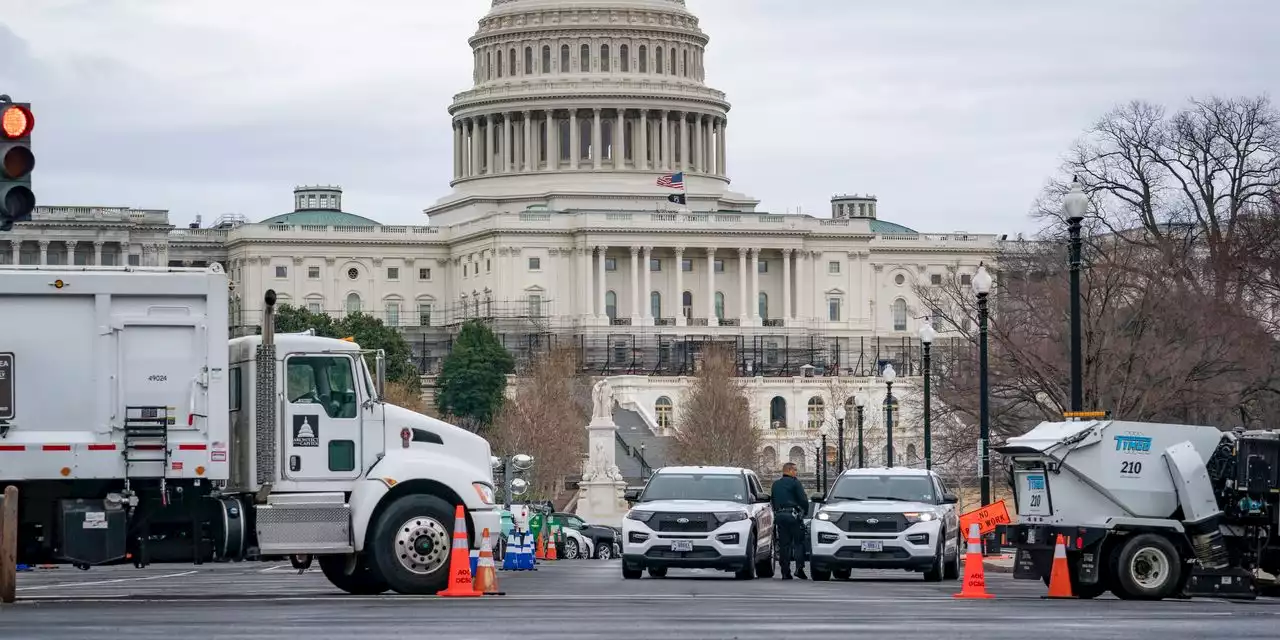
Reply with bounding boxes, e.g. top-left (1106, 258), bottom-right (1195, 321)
top-left (622, 564), bottom-right (643, 579)
top-left (944, 531), bottom-right (961, 580)
top-left (755, 534), bottom-right (775, 578)
top-left (367, 493), bottom-right (456, 595)
top-left (923, 539), bottom-right (944, 582)
top-left (734, 532), bottom-right (758, 580)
